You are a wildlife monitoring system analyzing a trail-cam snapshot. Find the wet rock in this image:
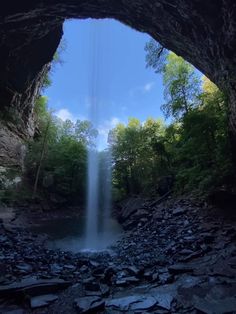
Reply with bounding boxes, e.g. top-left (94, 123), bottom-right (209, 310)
top-left (168, 263), bottom-right (194, 274)
top-left (80, 265), bottom-right (88, 273)
top-left (133, 209), bottom-right (149, 219)
top-left (100, 284), bottom-right (110, 297)
top-left (118, 197), bottom-right (145, 222)
top-left (15, 263), bottom-right (32, 273)
top-left (50, 263), bottom-right (63, 274)
top-left (92, 265), bottom-right (106, 278)
top-left (83, 278), bottom-right (100, 292)
top-left (124, 265), bottom-right (143, 277)
top-left (172, 207), bottom-right (187, 216)
top-left (89, 260), bottom-right (100, 268)
top-left (143, 271), bottom-right (153, 280)
top-left (178, 249), bottom-right (194, 255)
top-left (64, 264), bottom-right (76, 271)
top-left (200, 233), bottom-right (215, 244)
top-left (30, 294), bottom-right (58, 308)
top-left (103, 266), bottom-right (116, 284)
top-left (74, 296), bottom-right (105, 313)
top-left (0, 278), bottom-right (71, 298)
top-left (178, 280), bottom-right (236, 313)
top-left (0, 308), bottom-right (24, 314)
top-left (159, 272), bottom-right (173, 284)
top-left (154, 293), bottom-right (174, 310)
top-left (106, 295), bottom-right (157, 311)
top-left (115, 276), bottom-right (140, 286)
top-left (179, 250), bottom-right (204, 262)
top-left (193, 295), bottom-right (236, 314)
